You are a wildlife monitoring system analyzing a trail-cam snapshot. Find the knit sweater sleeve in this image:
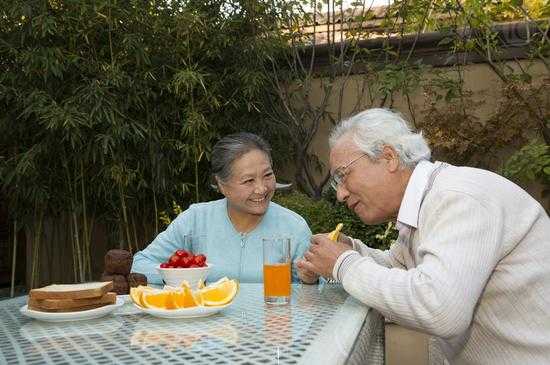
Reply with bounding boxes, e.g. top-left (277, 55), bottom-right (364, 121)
top-left (351, 239), bottom-right (406, 269)
top-left (340, 191), bottom-right (502, 338)
top-left (131, 208), bottom-right (195, 284)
